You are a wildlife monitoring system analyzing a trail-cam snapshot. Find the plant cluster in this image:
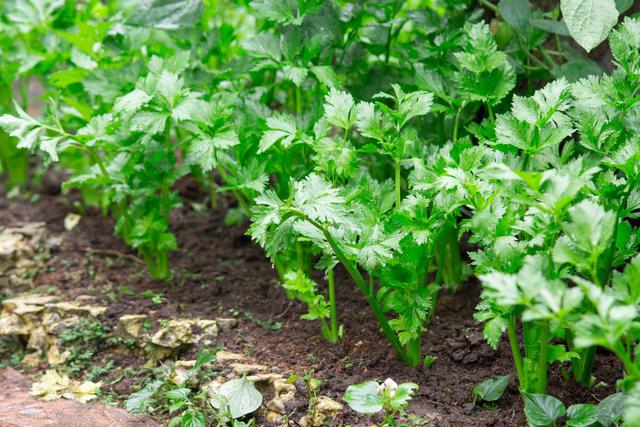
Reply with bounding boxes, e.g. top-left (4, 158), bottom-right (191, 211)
top-left (126, 348), bottom-right (262, 426)
top-left (2, 0), bottom-right (640, 423)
